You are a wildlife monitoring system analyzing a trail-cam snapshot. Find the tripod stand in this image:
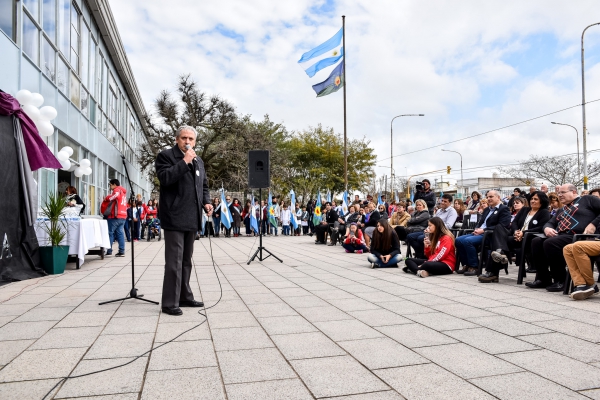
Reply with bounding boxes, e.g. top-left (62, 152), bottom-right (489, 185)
top-left (247, 188), bottom-right (283, 265)
top-left (99, 155), bottom-right (158, 306)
